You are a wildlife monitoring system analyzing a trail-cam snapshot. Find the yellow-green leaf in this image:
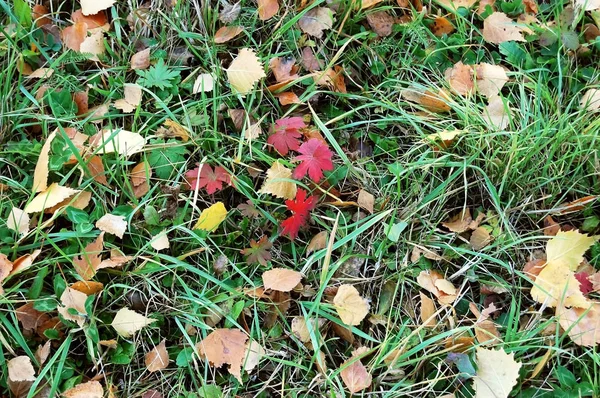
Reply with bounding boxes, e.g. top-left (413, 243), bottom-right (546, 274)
top-left (193, 202), bottom-right (228, 231)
